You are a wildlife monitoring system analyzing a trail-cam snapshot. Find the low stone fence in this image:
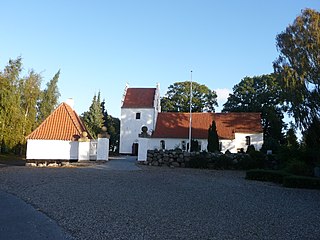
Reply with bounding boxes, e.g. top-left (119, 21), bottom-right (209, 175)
top-left (144, 149), bottom-right (258, 169)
